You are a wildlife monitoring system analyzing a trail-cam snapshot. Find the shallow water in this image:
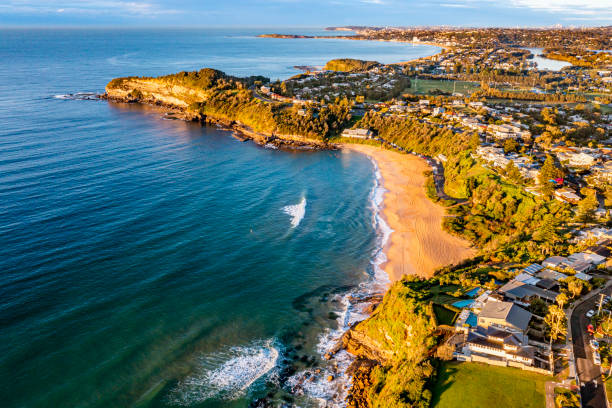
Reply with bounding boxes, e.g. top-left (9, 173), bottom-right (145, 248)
top-left (0, 28), bottom-right (435, 407)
